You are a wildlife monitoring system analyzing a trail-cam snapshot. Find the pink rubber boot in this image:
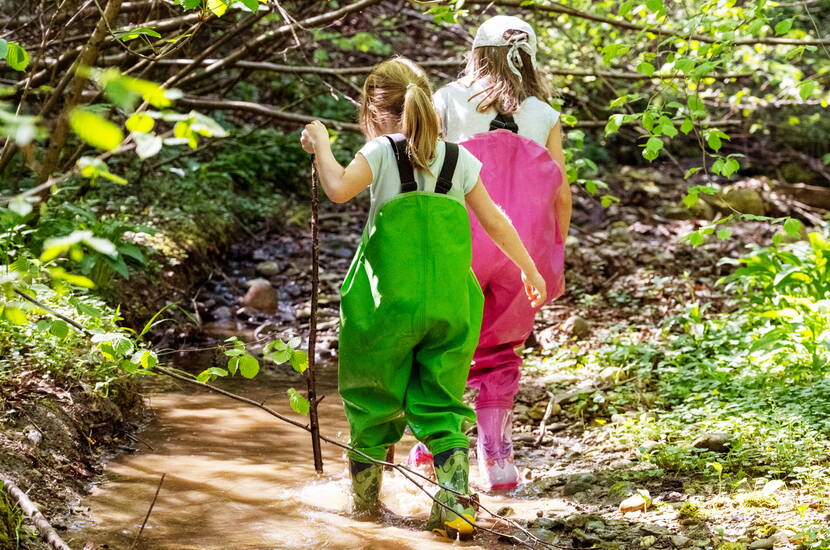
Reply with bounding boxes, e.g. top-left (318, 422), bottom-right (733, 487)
top-left (476, 407), bottom-right (519, 491)
top-left (407, 442), bottom-right (435, 478)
